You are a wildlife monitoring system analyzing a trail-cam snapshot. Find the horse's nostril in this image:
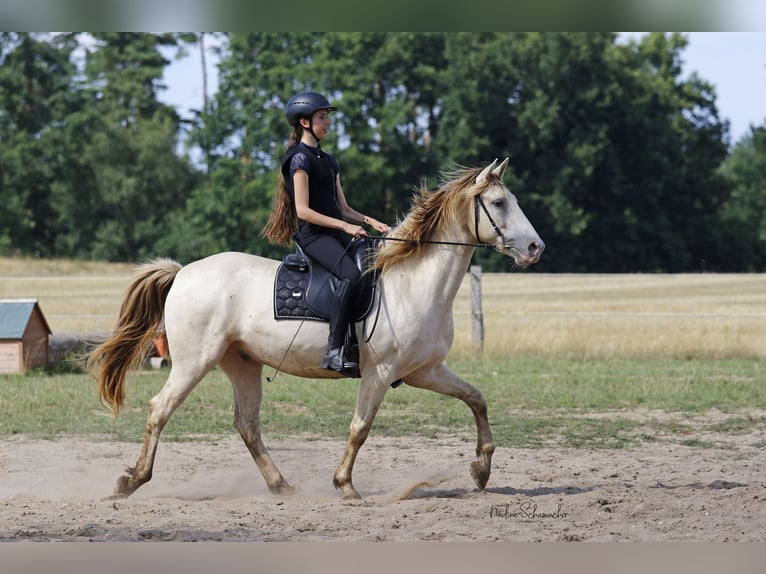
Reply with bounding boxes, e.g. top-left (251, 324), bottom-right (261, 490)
top-left (528, 241), bottom-right (545, 258)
